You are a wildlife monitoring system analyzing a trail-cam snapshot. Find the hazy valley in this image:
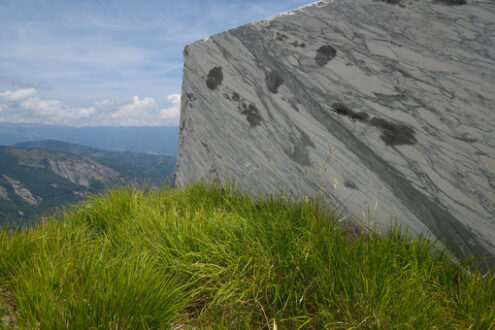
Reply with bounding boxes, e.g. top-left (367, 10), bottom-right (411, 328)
top-left (0, 122), bottom-right (179, 156)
